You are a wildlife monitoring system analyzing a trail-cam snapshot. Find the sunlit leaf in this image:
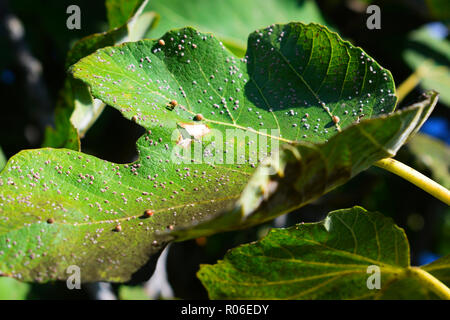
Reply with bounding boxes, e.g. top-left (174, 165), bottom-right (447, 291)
top-left (172, 92), bottom-right (437, 240)
top-left (118, 284), bottom-right (149, 300)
